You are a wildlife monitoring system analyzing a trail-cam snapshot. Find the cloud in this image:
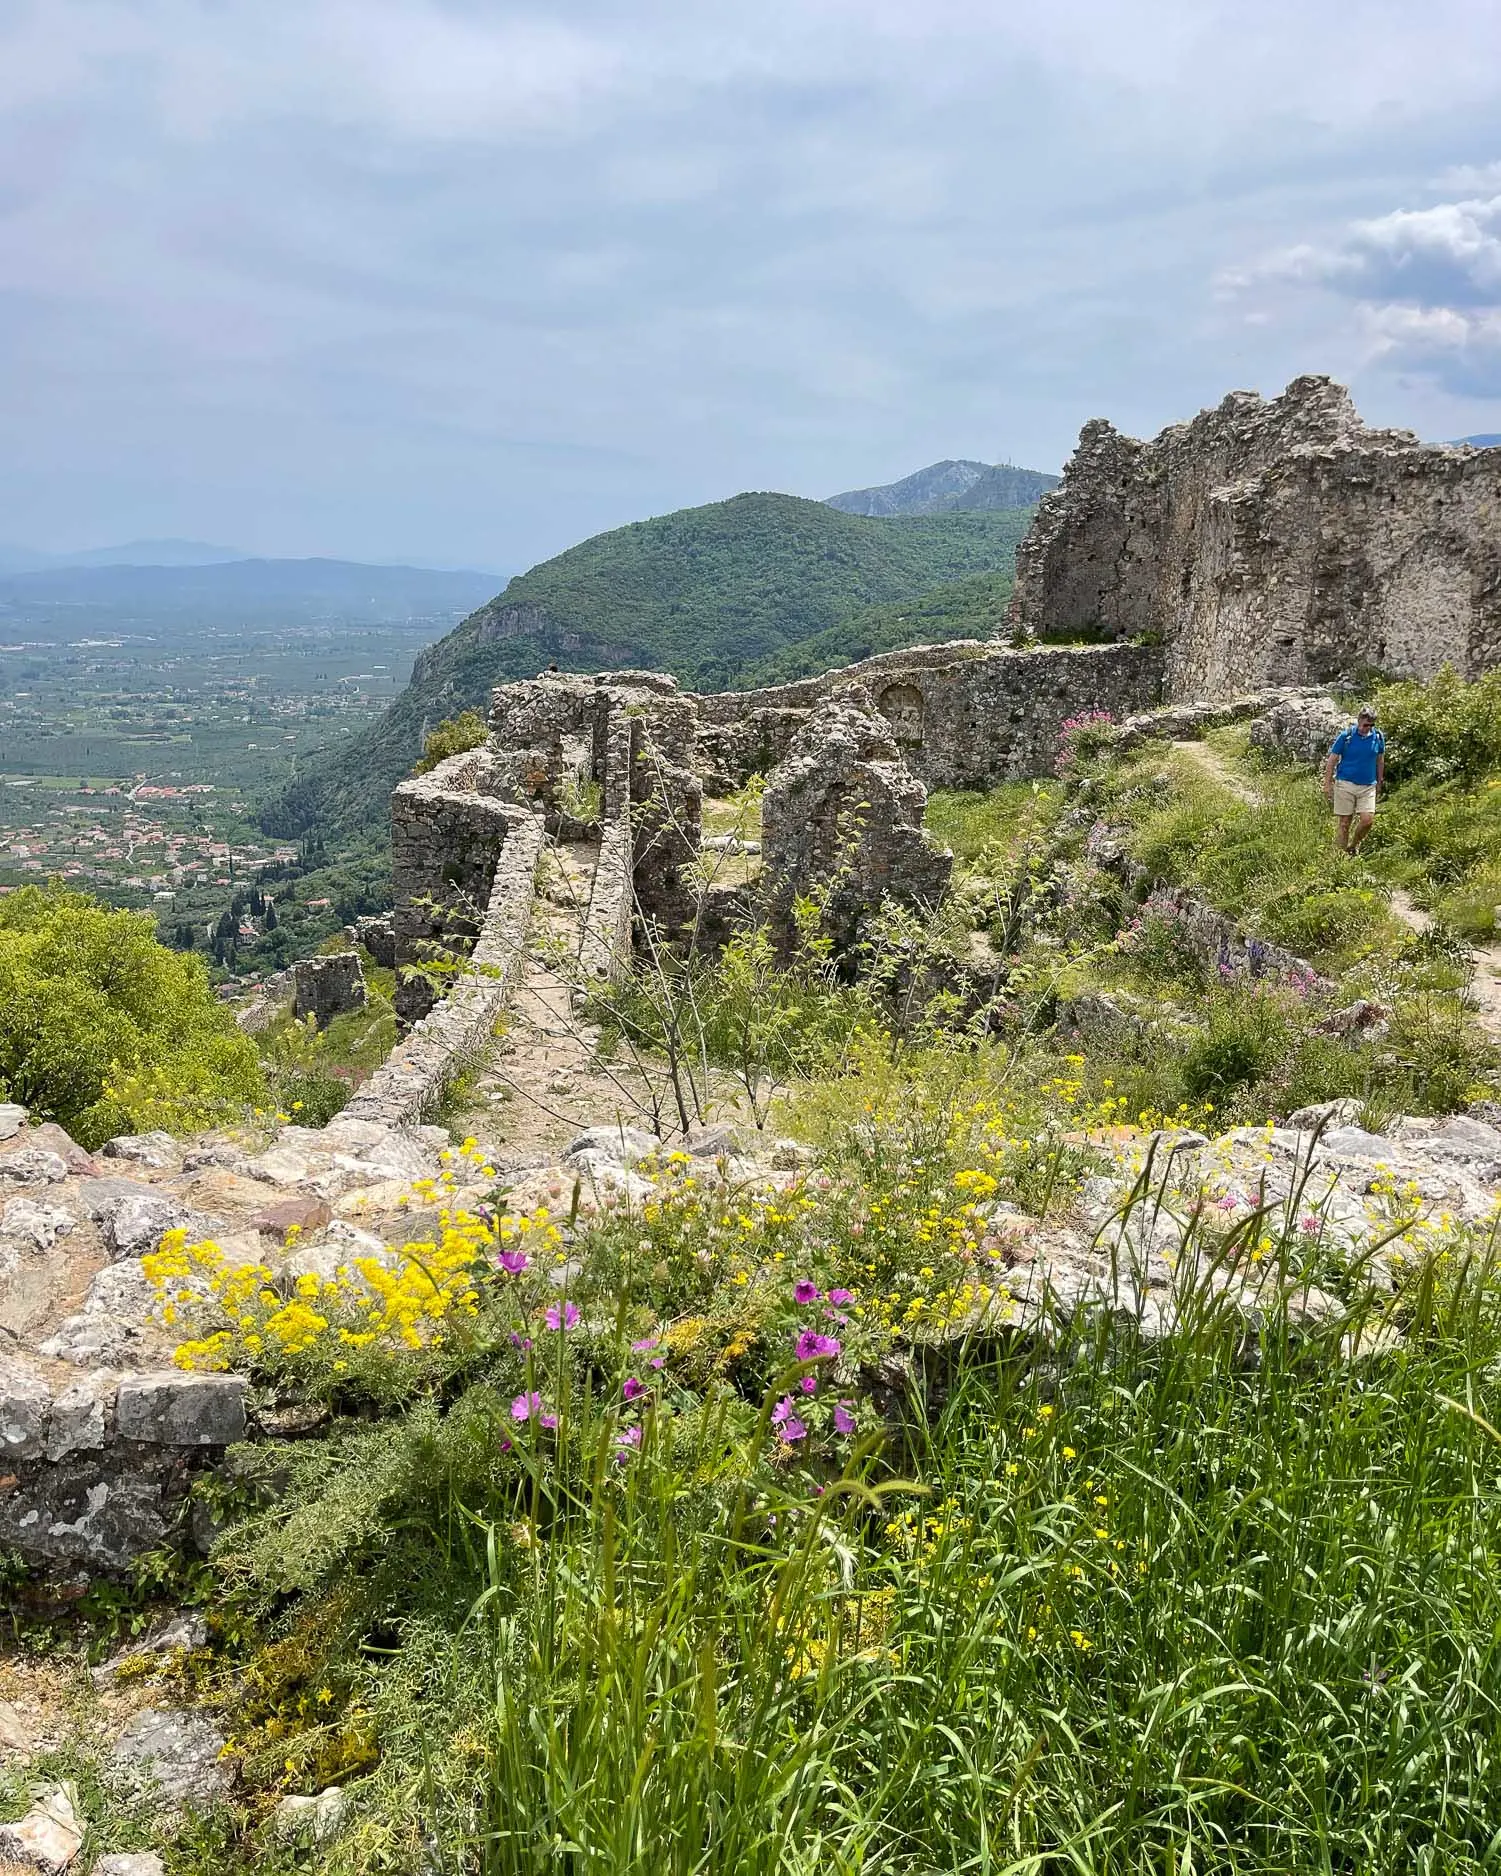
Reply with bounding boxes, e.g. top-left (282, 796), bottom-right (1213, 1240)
top-left (4, 1), bottom-right (1501, 560)
top-left (1225, 185), bottom-right (1501, 396)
